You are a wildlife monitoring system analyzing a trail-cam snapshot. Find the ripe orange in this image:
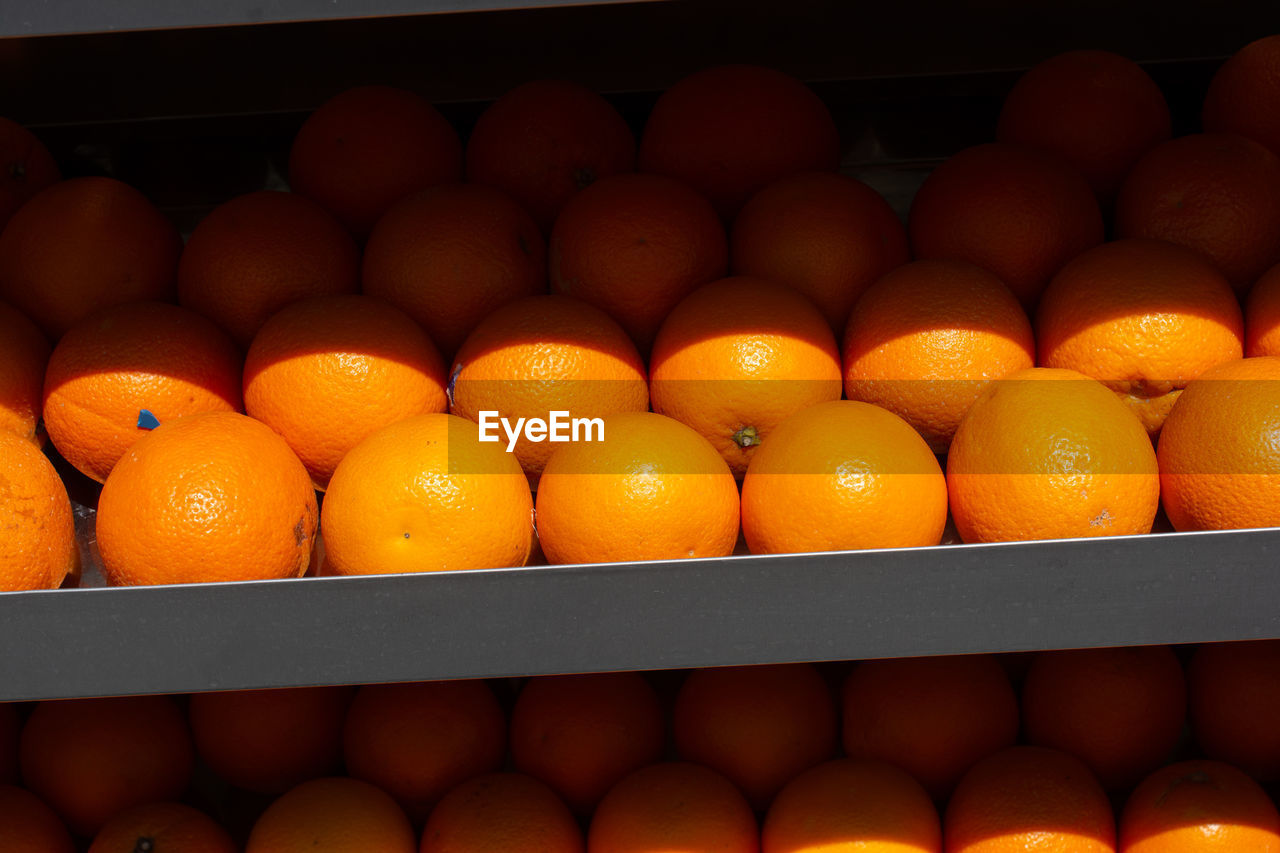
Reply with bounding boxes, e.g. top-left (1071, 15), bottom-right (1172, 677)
top-left (0, 430), bottom-right (78, 591)
top-left (1116, 133), bottom-right (1280, 294)
top-left (741, 400), bottom-right (948, 554)
top-left (288, 86), bottom-right (462, 238)
top-left (0, 785), bottom-right (74, 853)
top-left (466, 79), bottom-right (636, 234)
top-left (762, 759), bottom-right (941, 853)
top-left (244, 294), bottom-right (448, 490)
top-left (0, 301), bottom-right (49, 444)
top-left (189, 686), bottom-right (352, 795)
top-left (88, 802), bottom-right (237, 853)
top-left (1120, 760), bottom-right (1280, 852)
top-left (362, 183), bottom-right (547, 358)
top-left (1036, 238), bottom-right (1244, 436)
top-left (841, 654), bottom-right (1019, 802)
top-left (1158, 356), bottom-right (1280, 531)
top-left (96, 411), bottom-right (318, 585)
top-left (0, 117), bottom-right (59, 231)
top-left (1188, 639), bottom-right (1280, 781)
top-left (549, 172), bottom-right (728, 353)
top-left (246, 777), bottom-right (417, 853)
top-left (841, 259), bottom-right (1035, 454)
top-left (1021, 645), bottom-right (1187, 792)
top-left (650, 276), bottom-right (842, 476)
top-left (535, 411), bottom-right (741, 565)
top-left (638, 64), bottom-right (840, 221)
top-left (730, 171), bottom-right (909, 331)
top-left (588, 762), bottom-right (759, 853)
top-left (421, 772), bottom-right (584, 853)
top-left (19, 695), bottom-right (195, 838)
top-left (908, 142), bottom-right (1104, 309)
top-left (321, 413), bottom-right (533, 575)
top-left (42, 301), bottom-right (243, 484)
top-left (448, 294), bottom-right (648, 479)
top-left (1246, 261), bottom-right (1280, 356)
top-left (674, 663), bottom-right (837, 811)
top-left (343, 680), bottom-right (506, 823)
top-left (510, 672), bottom-right (664, 816)
top-left (0, 702), bottom-right (17, 784)
top-left (947, 367), bottom-right (1160, 543)
top-left (0, 176), bottom-right (182, 339)
top-left (177, 190), bottom-right (360, 350)
top-left (1203, 34), bottom-right (1280, 159)
top-left (945, 746), bottom-right (1116, 853)
top-left (997, 50), bottom-right (1171, 203)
